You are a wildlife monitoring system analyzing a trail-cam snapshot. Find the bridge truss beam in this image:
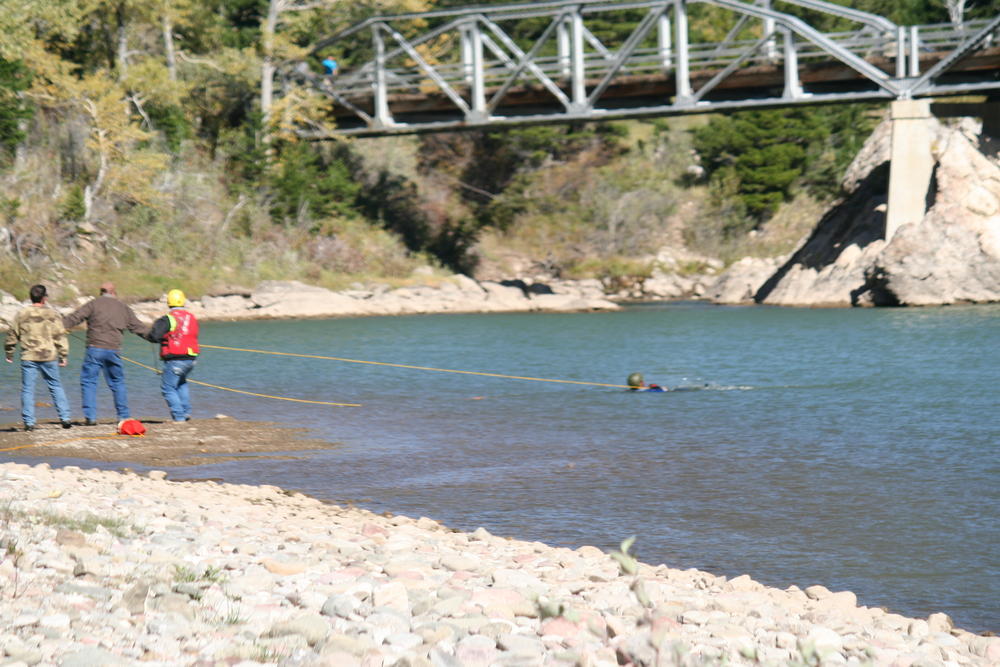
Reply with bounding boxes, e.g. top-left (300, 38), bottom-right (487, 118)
top-left (287, 0), bottom-right (1000, 136)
